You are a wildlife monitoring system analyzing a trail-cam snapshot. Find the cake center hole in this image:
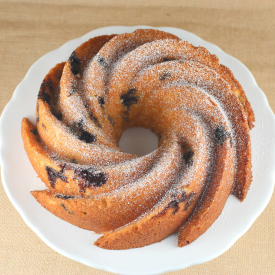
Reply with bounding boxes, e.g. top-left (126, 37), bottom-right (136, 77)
top-left (119, 127), bottom-right (158, 156)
